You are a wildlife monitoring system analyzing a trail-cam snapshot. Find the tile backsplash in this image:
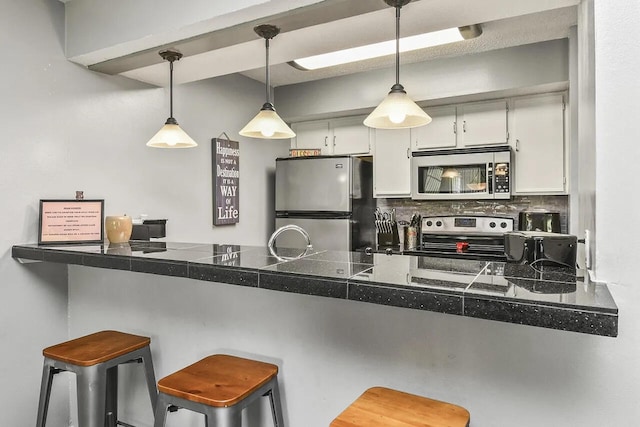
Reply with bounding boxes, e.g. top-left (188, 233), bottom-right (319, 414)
top-left (377, 195), bottom-right (569, 233)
